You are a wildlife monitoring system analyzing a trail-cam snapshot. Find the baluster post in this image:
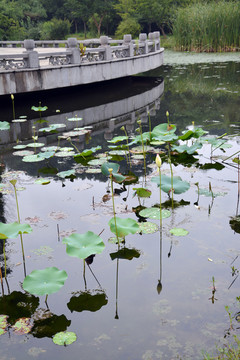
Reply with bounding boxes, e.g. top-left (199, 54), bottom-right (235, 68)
top-left (100, 36), bottom-right (112, 60)
top-left (23, 39), bottom-right (39, 68)
top-left (67, 38), bottom-right (81, 64)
